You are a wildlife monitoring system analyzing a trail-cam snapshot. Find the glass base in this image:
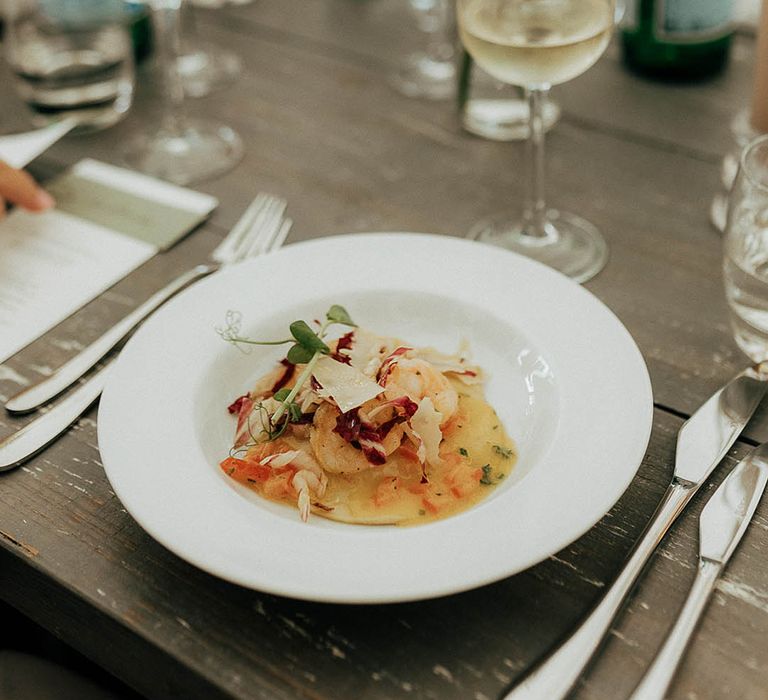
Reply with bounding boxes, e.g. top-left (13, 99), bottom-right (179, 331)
top-left (468, 210), bottom-right (608, 283)
top-left (391, 53), bottom-right (456, 100)
top-left (121, 118), bottom-right (243, 185)
top-left (710, 191), bottom-right (728, 233)
top-left (178, 44), bottom-right (242, 98)
top-left (462, 95), bottom-right (560, 142)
